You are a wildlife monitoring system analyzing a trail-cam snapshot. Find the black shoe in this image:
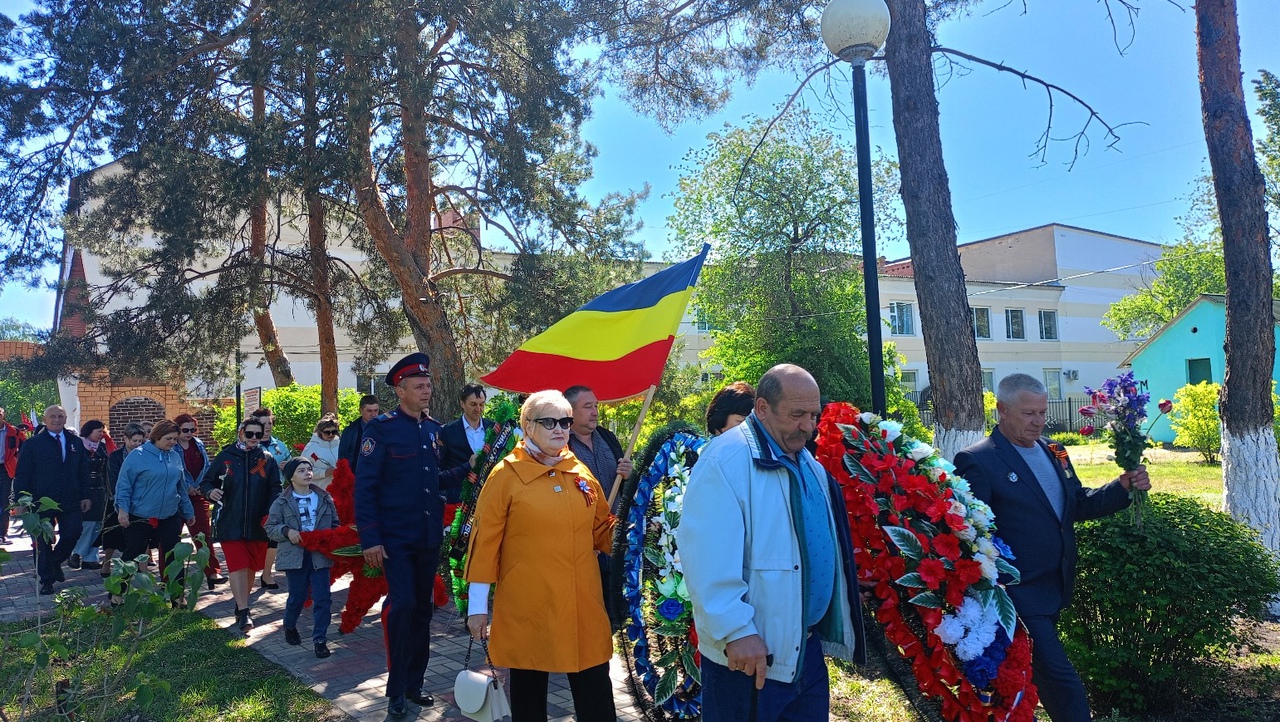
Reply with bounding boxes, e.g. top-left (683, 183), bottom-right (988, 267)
top-left (68, 553), bottom-right (82, 570)
top-left (208, 574), bottom-right (228, 585)
top-left (82, 561), bottom-right (102, 570)
top-left (39, 582), bottom-right (54, 595)
top-left (406, 690), bottom-right (433, 706)
top-left (0, 535), bottom-right (10, 545)
top-left (314, 642), bottom-right (331, 658)
top-left (235, 608), bottom-right (254, 634)
top-left (284, 626), bottom-right (301, 645)
top-left (387, 697), bottom-right (409, 718)
top-left (54, 566), bottom-right (65, 582)
top-left (258, 574), bottom-right (279, 591)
